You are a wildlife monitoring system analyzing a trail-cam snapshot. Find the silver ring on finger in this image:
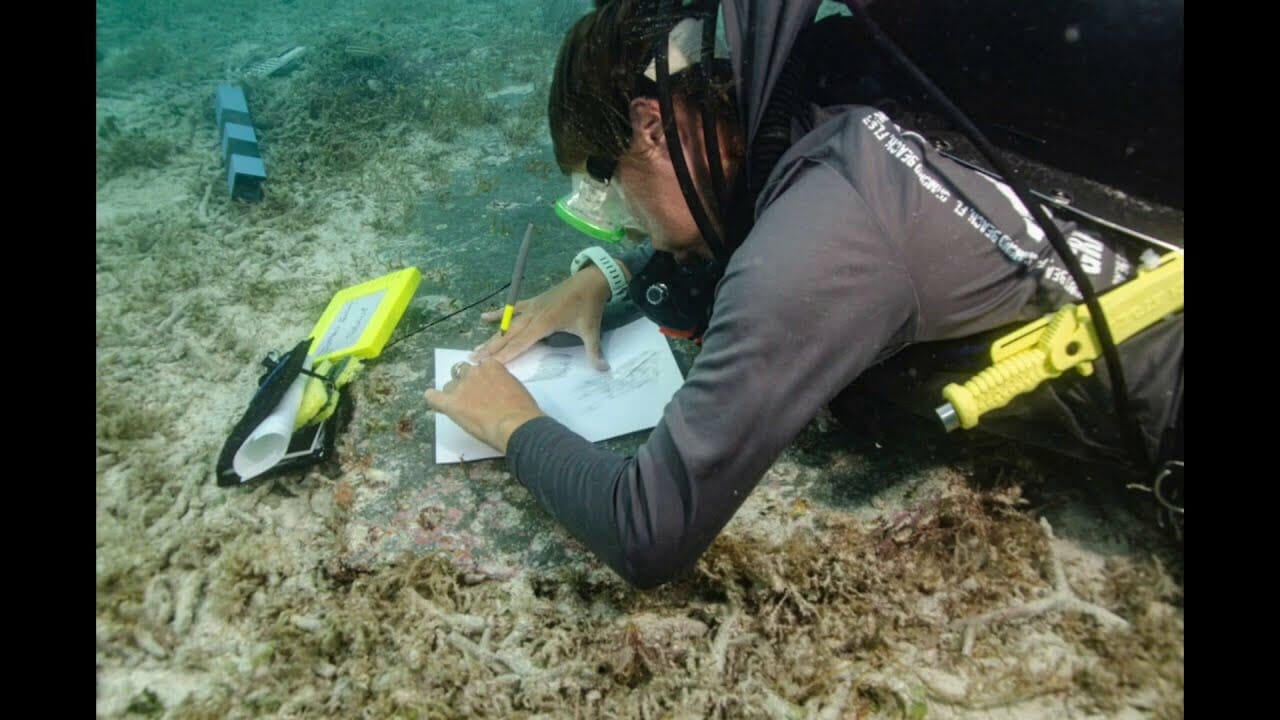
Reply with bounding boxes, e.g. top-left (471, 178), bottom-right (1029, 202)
top-left (451, 361), bottom-right (470, 380)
